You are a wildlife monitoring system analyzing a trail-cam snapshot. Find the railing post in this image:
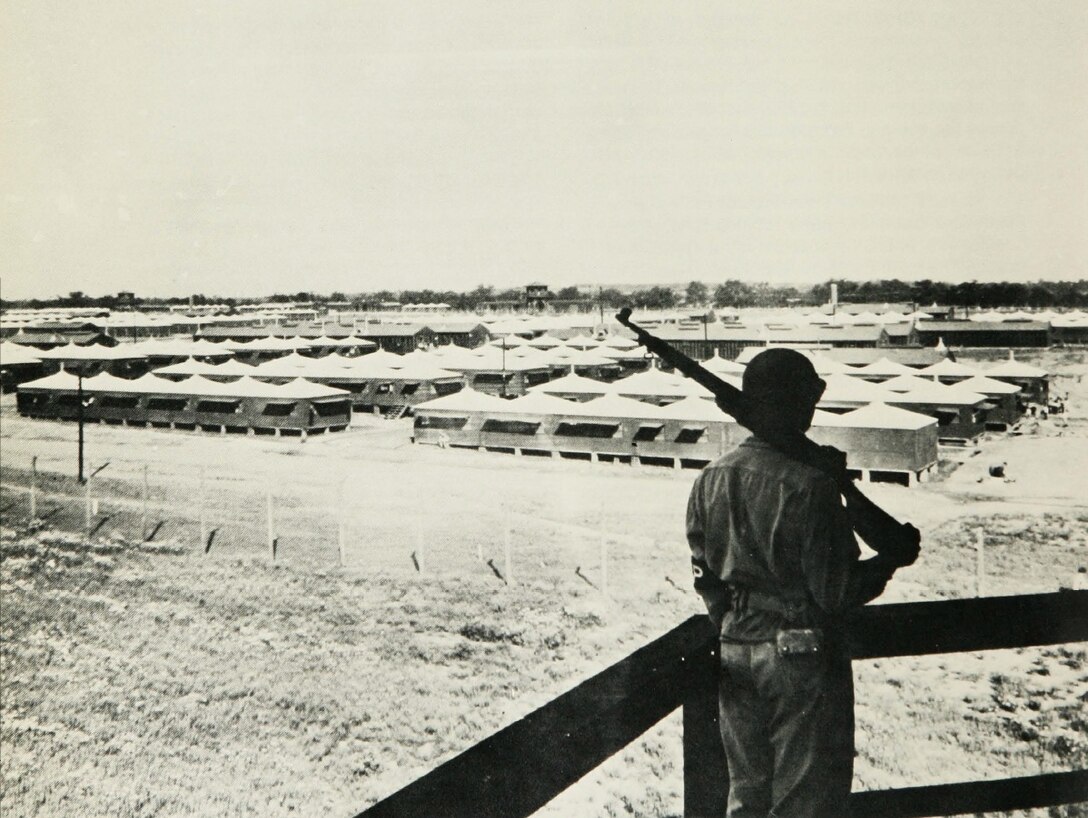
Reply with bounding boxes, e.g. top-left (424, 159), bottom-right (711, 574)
top-left (683, 641), bottom-right (728, 818)
top-left (29, 455), bottom-right (37, 522)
